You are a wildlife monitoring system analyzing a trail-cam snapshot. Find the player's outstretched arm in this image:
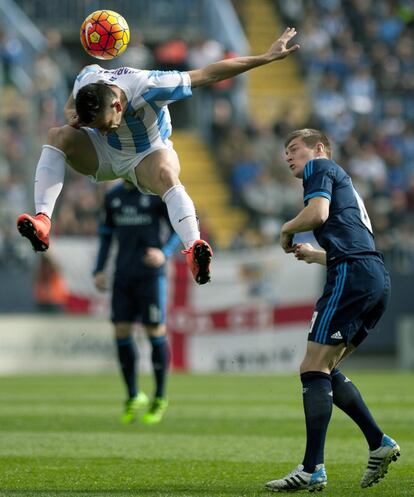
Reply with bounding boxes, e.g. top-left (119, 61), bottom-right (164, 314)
top-left (295, 243), bottom-right (327, 265)
top-left (189, 27), bottom-right (300, 88)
